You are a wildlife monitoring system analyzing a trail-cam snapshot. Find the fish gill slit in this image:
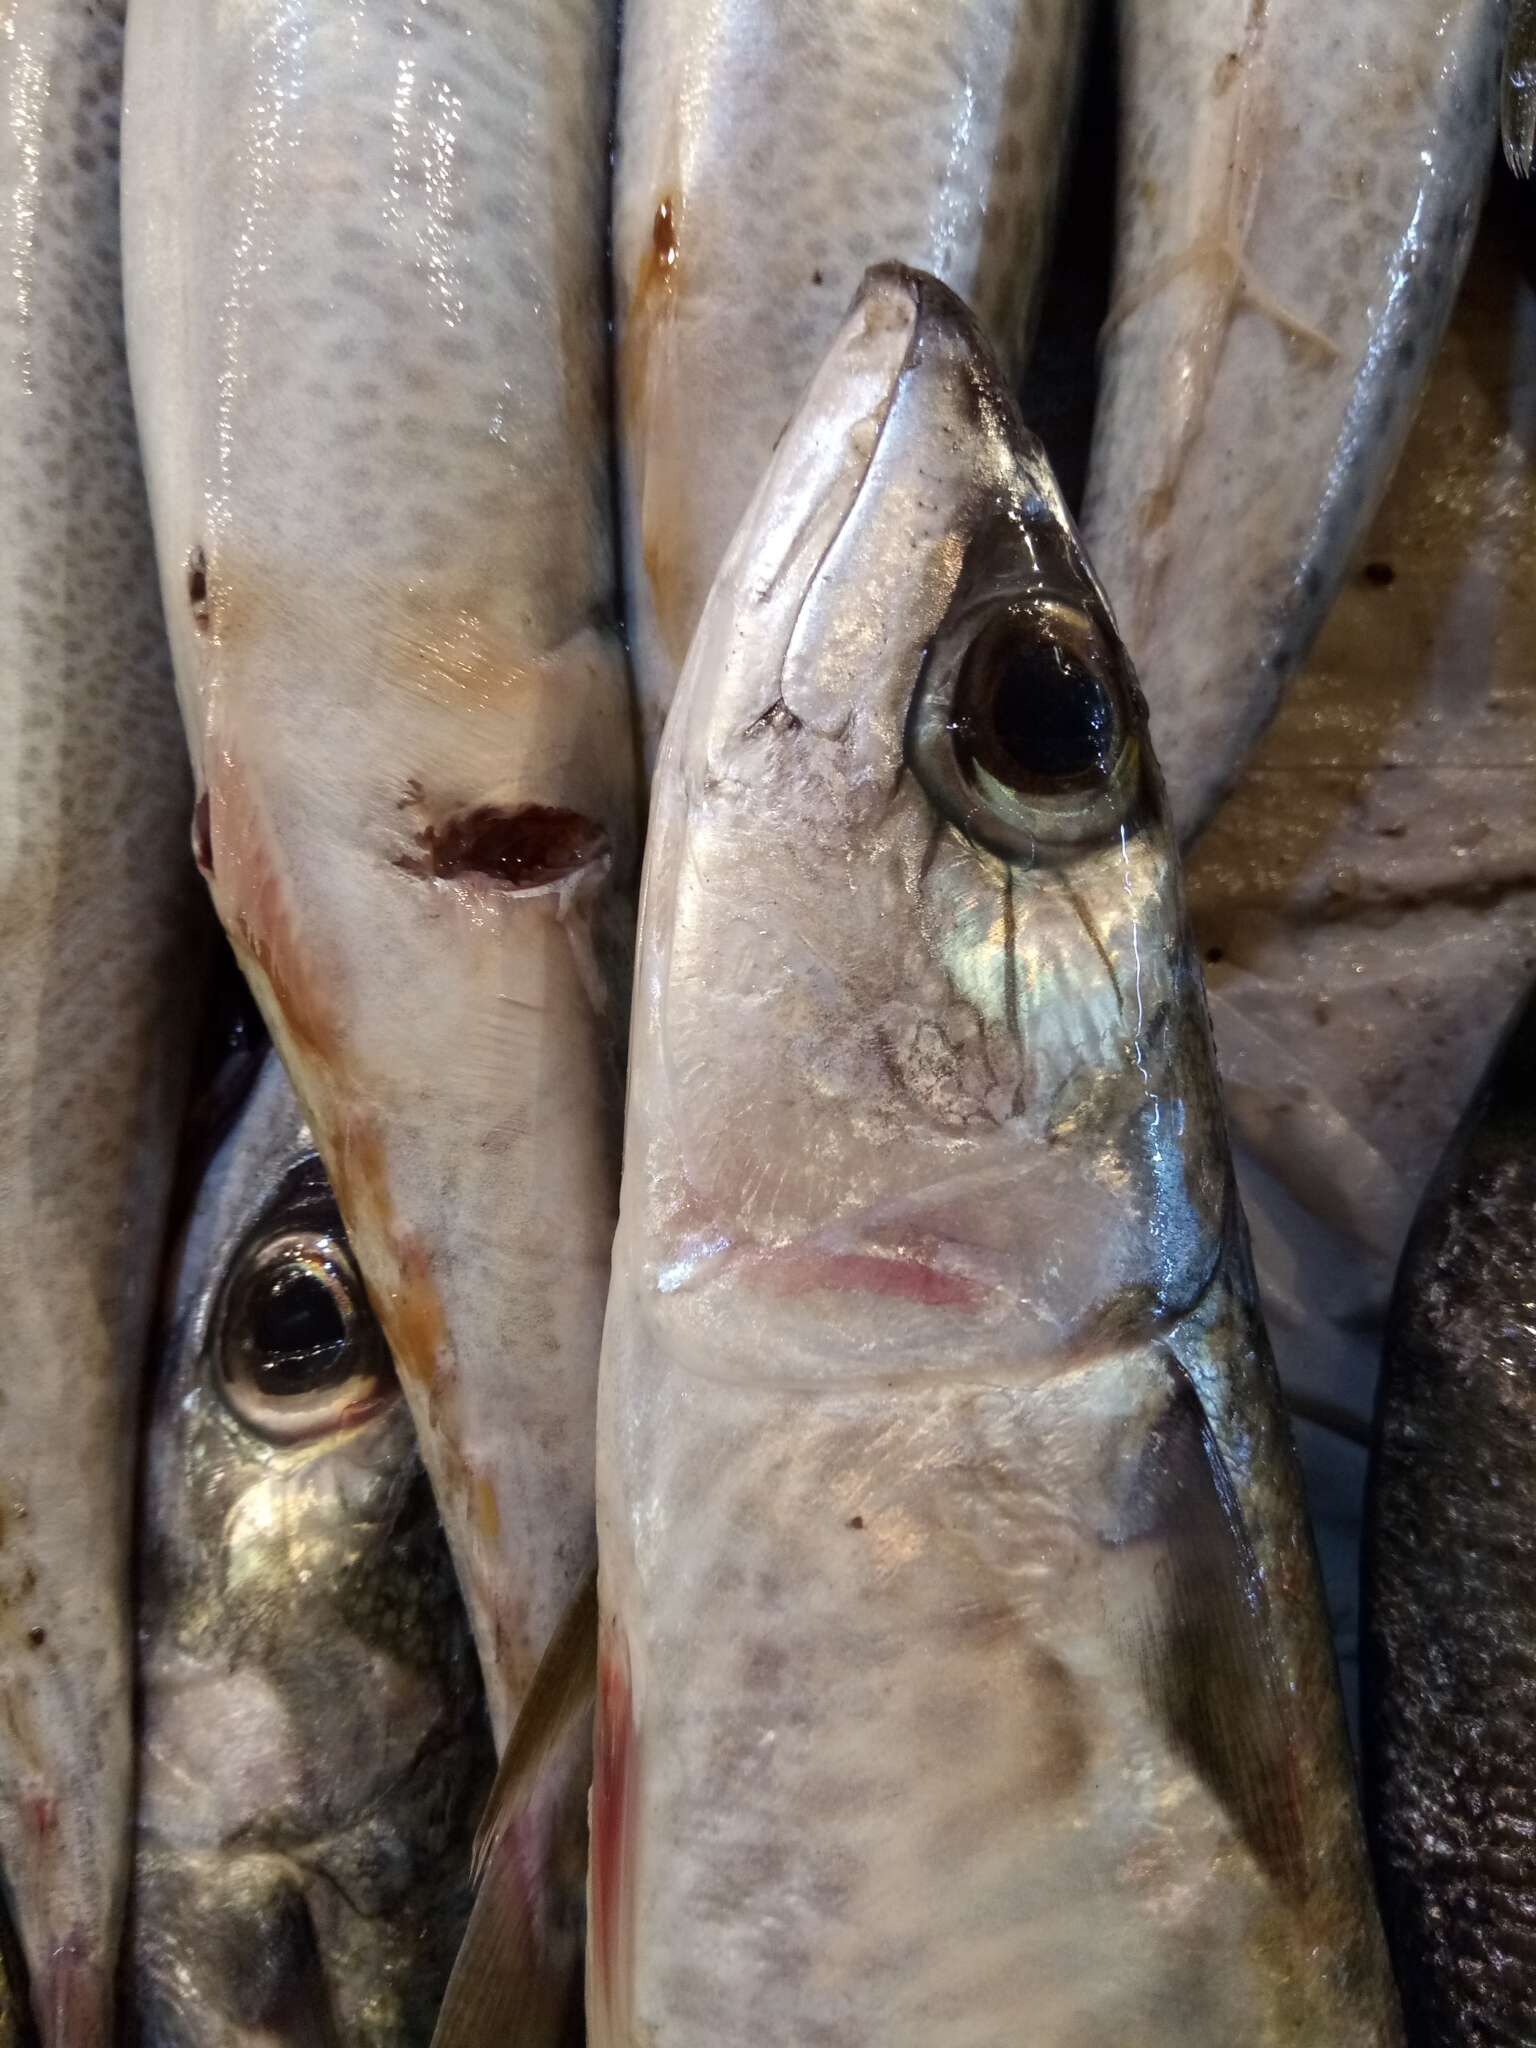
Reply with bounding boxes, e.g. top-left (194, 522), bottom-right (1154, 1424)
top-left (1003, 867), bottom-right (1024, 1057)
